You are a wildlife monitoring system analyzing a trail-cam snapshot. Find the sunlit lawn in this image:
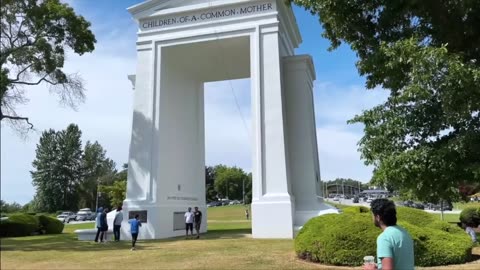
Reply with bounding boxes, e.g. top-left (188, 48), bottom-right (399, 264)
top-left (1, 205), bottom-right (479, 269)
